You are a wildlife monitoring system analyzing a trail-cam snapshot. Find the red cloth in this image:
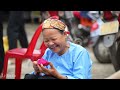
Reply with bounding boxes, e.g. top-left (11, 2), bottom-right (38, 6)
top-left (48, 11), bottom-right (58, 16)
top-left (103, 11), bottom-right (113, 20)
top-left (91, 22), bottom-right (99, 32)
top-left (73, 11), bottom-right (81, 19)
